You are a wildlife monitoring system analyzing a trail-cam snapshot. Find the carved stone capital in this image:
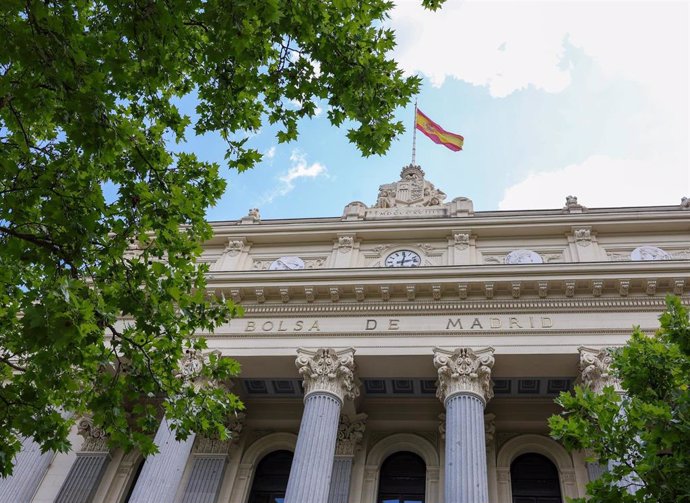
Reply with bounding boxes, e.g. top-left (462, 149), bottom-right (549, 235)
top-left (77, 415), bottom-right (109, 452)
top-left (296, 347), bottom-right (359, 403)
top-left (434, 347), bottom-right (495, 405)
top-left (579, 347), bottom-right (623, 394)
top-left (335, 414), bottom-right (367, 456)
